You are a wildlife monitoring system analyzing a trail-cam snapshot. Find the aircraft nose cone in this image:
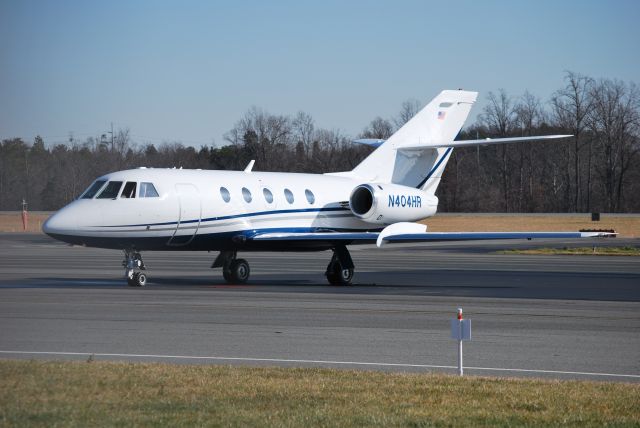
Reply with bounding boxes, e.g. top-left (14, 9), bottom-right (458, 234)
top-left (42, 207), bottom-right (77, 236)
